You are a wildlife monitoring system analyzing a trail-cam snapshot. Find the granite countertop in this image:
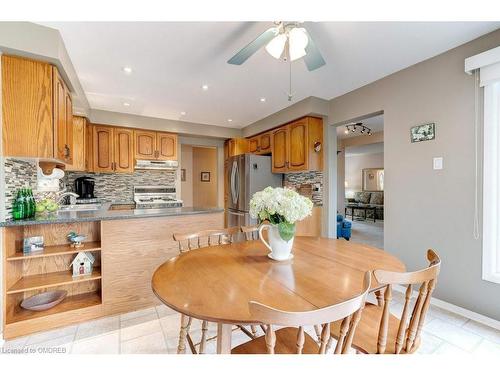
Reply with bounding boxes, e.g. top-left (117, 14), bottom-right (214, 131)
top-left (0, 203), bottom-right (224, 227)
